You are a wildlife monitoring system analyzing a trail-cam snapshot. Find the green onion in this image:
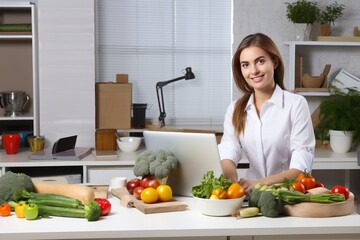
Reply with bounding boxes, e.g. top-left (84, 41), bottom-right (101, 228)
top-left (276, 190), bottom-right (345, 205)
